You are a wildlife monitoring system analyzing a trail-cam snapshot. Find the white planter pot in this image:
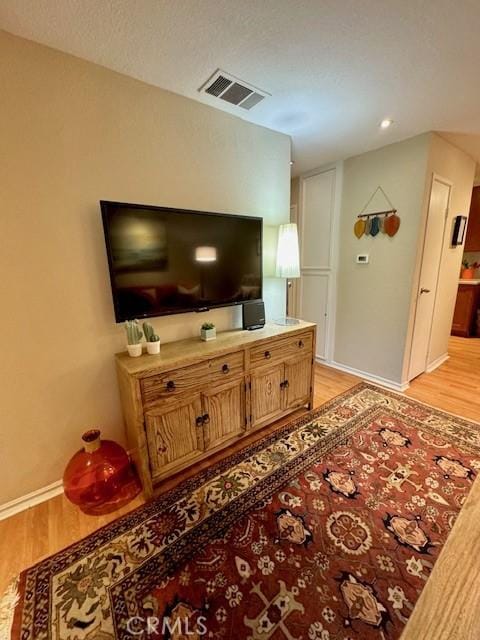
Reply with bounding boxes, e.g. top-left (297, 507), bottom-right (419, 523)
top-left (201, 328), bottom-right (216, 342)
top-left (126, 343), bottom-right (142, 357)
top-left (146, 340), bottom-right (161, 354)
